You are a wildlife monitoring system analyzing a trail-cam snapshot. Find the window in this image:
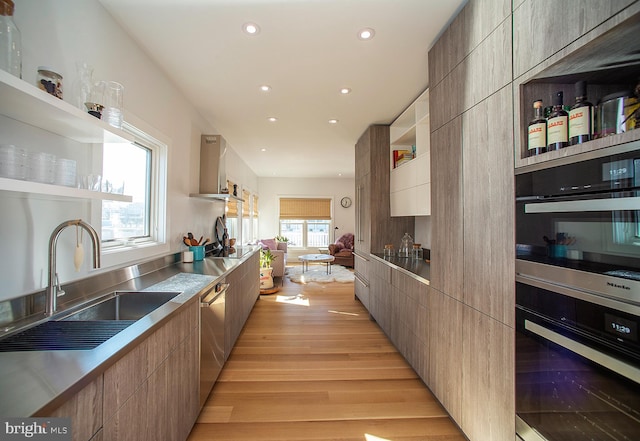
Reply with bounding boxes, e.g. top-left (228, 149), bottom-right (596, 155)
top-left (242, 189), bottom-right (251, 245)
top-left (279, 198), bottom-right (332, 248)
top-left (100, 122), bottom-right (167, 253)
top-left (226, 179), bottom-right (238, 241)
top-left (252, 194), bottom-right (259, 243)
